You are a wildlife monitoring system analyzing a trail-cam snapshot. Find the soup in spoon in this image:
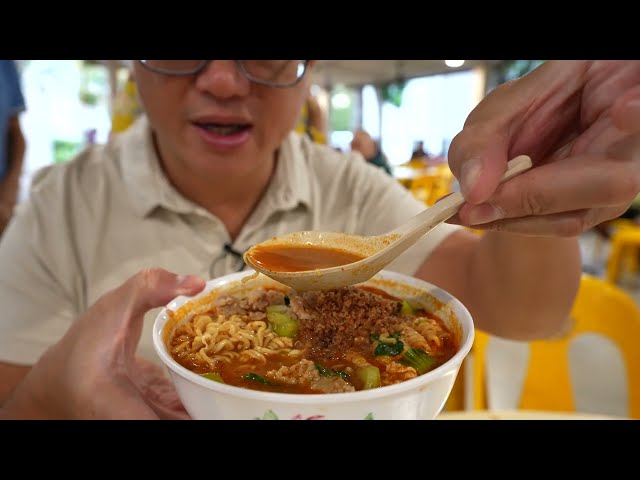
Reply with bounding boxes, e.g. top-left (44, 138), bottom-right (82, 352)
top-left (247, 244), bottom-right (366, 272)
